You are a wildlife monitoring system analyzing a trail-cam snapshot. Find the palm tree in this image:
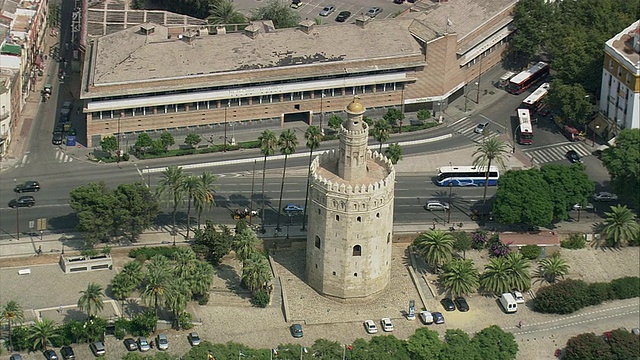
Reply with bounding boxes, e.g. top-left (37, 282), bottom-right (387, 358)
top-left (504, 252), bottom-right (531, 291)
top-left (208, 0), bottom-right (246, 24)
top-left (77, 283), bottom-right (105, 319)
top-left (372, 119), bottom-right (391, 153)
top-left (2, 301), bottom-right (24, 351)
top-left (111, 274), bottom-right (133, 303)
top-left (472, 137), bottom-right (509, 202)
top-left (165, 278), bottom-right (192, 329)
top-left (302, 125), bottom-right (323, 231)
top-left (29, 318), bottom-right (60, 351)
top-left (233, 228), bottom-right (260, 262)
top-left (275, 129), bottom-right (299, 231)
top-left (190, 261), bottom-right (214, 297)
top-left (480, 257), bottom-right (512, 295)
top-left (536, 253), bottom-right (570, 284)
top-left (141, 255), bottom-right (172, 314)
top-left (156, 165), bottom-right (186, 234)
top-left (194, 171), bottom-right (217, 230)
top-left (172, 247), bottom-right (197, 280)
top-left (258, 130), bottom-right (277, 233)
top-left (242, 253), bottom-right (272, 292)
top-left (599, 205), bottom-right (640, 248)
top-left (413, 230), bottom-right (454, 273)
top-left (121, 260), bottom-right (144, 287)
top-left (440, 259), bottom-right (479, 297)
top-left (385, 143), bottom-right (403, 164)
top-left (181, 175), bottom-right (206, 239)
